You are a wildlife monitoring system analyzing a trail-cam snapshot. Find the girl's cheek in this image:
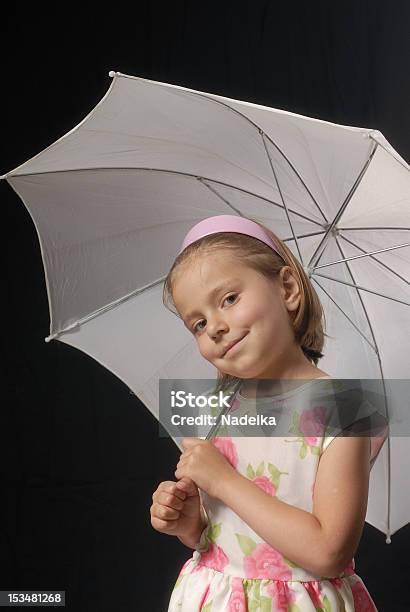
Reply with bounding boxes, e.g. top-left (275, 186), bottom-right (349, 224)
top-left (198, 338), bottom-right (211, 360)
top-left (197, 338), bottom-right (204, 354)
top-left (234, 301), bottom-right (255, 325)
